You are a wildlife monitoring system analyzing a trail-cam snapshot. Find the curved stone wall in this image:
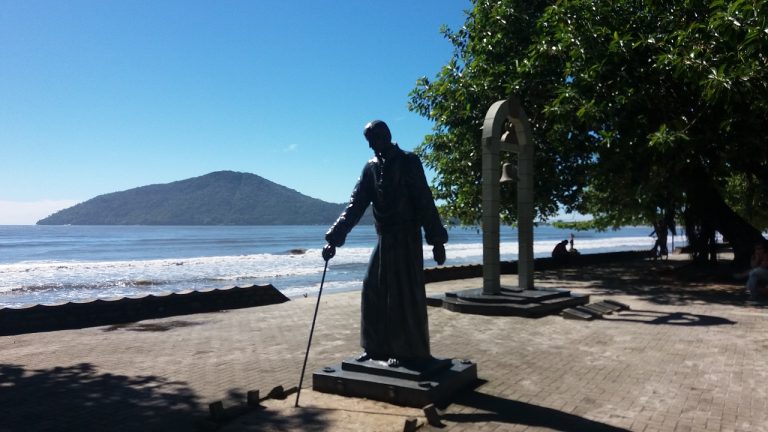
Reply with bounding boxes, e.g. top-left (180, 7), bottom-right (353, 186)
top-left (0, 284), bottom-right (289, 336)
